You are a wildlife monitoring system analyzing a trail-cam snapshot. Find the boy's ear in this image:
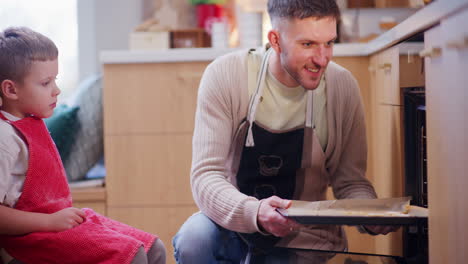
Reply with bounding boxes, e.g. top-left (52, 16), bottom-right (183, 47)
top-left (1, 80), bottom-right (19, 100)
